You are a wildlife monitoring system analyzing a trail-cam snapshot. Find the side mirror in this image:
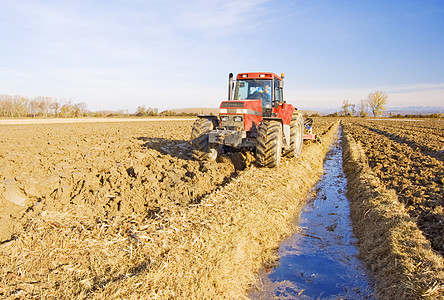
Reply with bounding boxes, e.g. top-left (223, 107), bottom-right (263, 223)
top-left (278, 81), bottom-right (284, 89)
